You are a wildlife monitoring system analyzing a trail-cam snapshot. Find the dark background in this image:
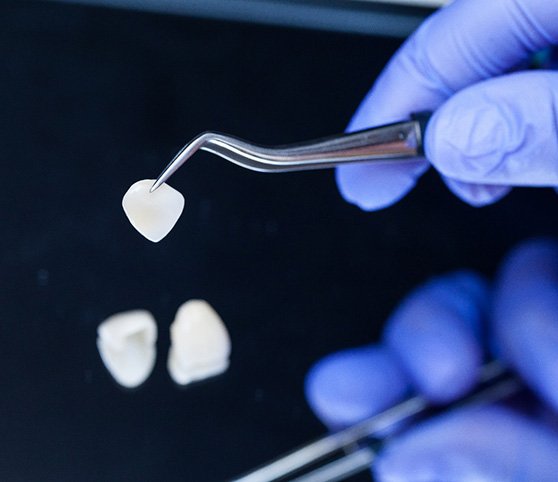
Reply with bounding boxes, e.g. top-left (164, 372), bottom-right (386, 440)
top-left (1, 2), bottom-right (557, 481)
